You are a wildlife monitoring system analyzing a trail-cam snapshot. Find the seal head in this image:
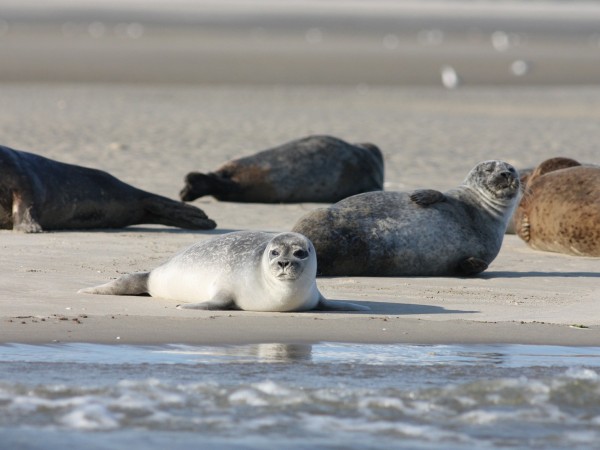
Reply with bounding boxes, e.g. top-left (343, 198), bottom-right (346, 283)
top-left (266, 233), bottom-right (315, 282)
